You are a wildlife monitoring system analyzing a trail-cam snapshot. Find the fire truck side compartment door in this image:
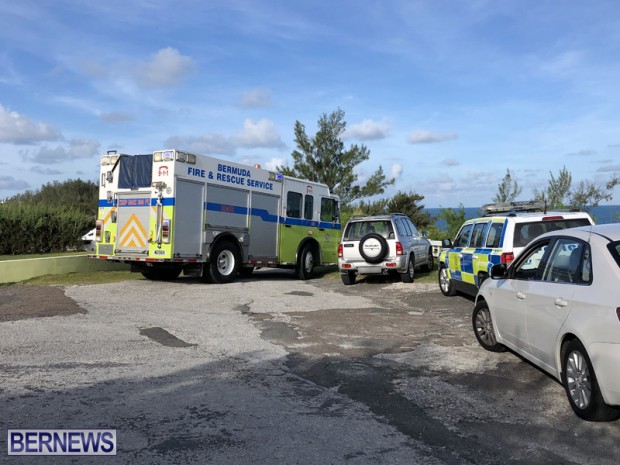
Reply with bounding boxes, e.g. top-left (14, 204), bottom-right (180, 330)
top-left (174, 179), bottom-right (204, 257)
top-left (248, 192), bottom-right (278, 259)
